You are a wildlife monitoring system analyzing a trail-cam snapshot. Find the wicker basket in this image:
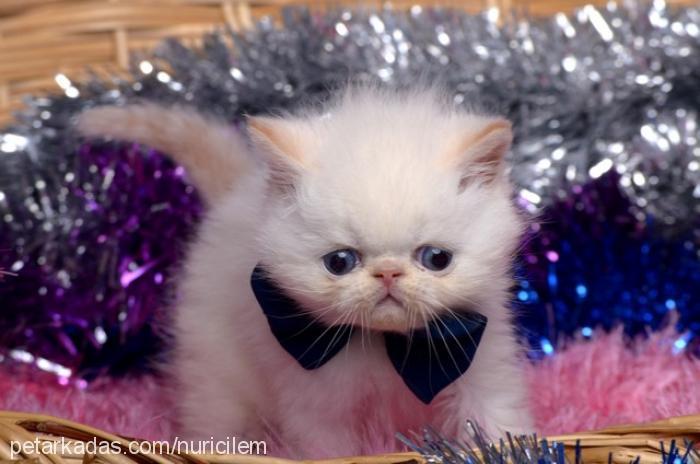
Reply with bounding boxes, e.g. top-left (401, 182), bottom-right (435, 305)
top-left (1, 411), bottom-right (700, 464)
